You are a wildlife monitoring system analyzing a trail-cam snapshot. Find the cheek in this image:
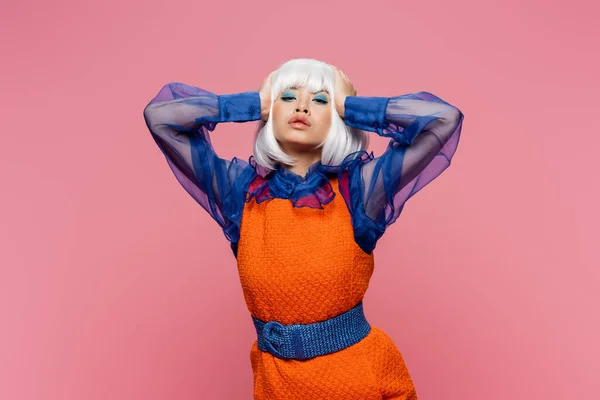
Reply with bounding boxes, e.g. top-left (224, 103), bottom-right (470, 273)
top-left (318, 109), bottom-right (333, 128)
top-left (272, 103), bottom-right (288, 122)
top-left (271, 104), bottom-right (290, 135)
top-left (271, 103), bottom-right (280, 120)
